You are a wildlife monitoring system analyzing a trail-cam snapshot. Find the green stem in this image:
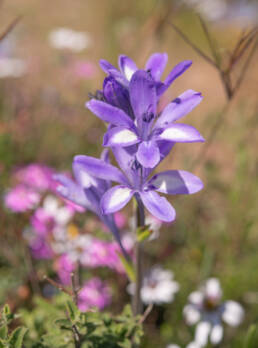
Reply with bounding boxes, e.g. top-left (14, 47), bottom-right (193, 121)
top-left (133, 197), bottom-right (145, 316)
